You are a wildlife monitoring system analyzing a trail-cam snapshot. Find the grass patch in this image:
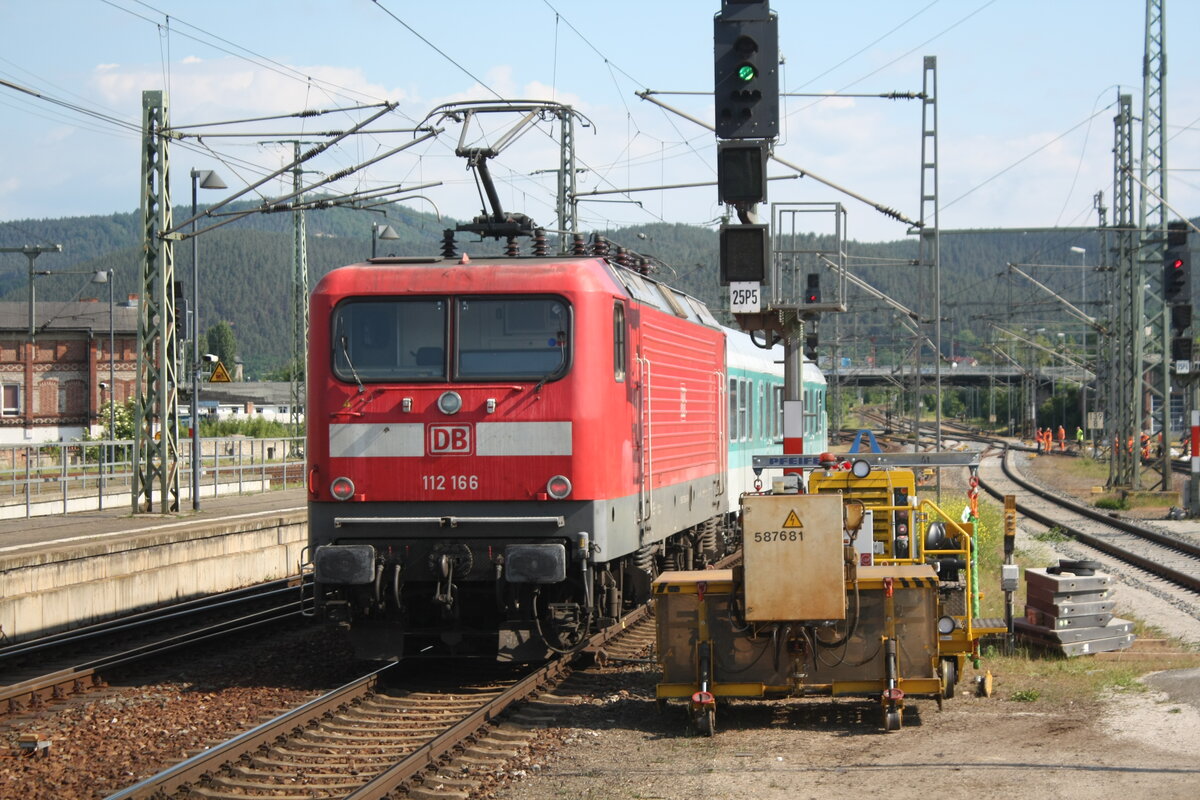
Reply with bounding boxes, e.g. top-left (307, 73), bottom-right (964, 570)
top-left (1094, 495), bottom-right (1128, 510)
top-left (975, 615), bottom-right (1198, 706)
top-left (1031, 527), bottom-right (1071, 543)
top-left (1039, 454), bottom-right (1111, 482)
